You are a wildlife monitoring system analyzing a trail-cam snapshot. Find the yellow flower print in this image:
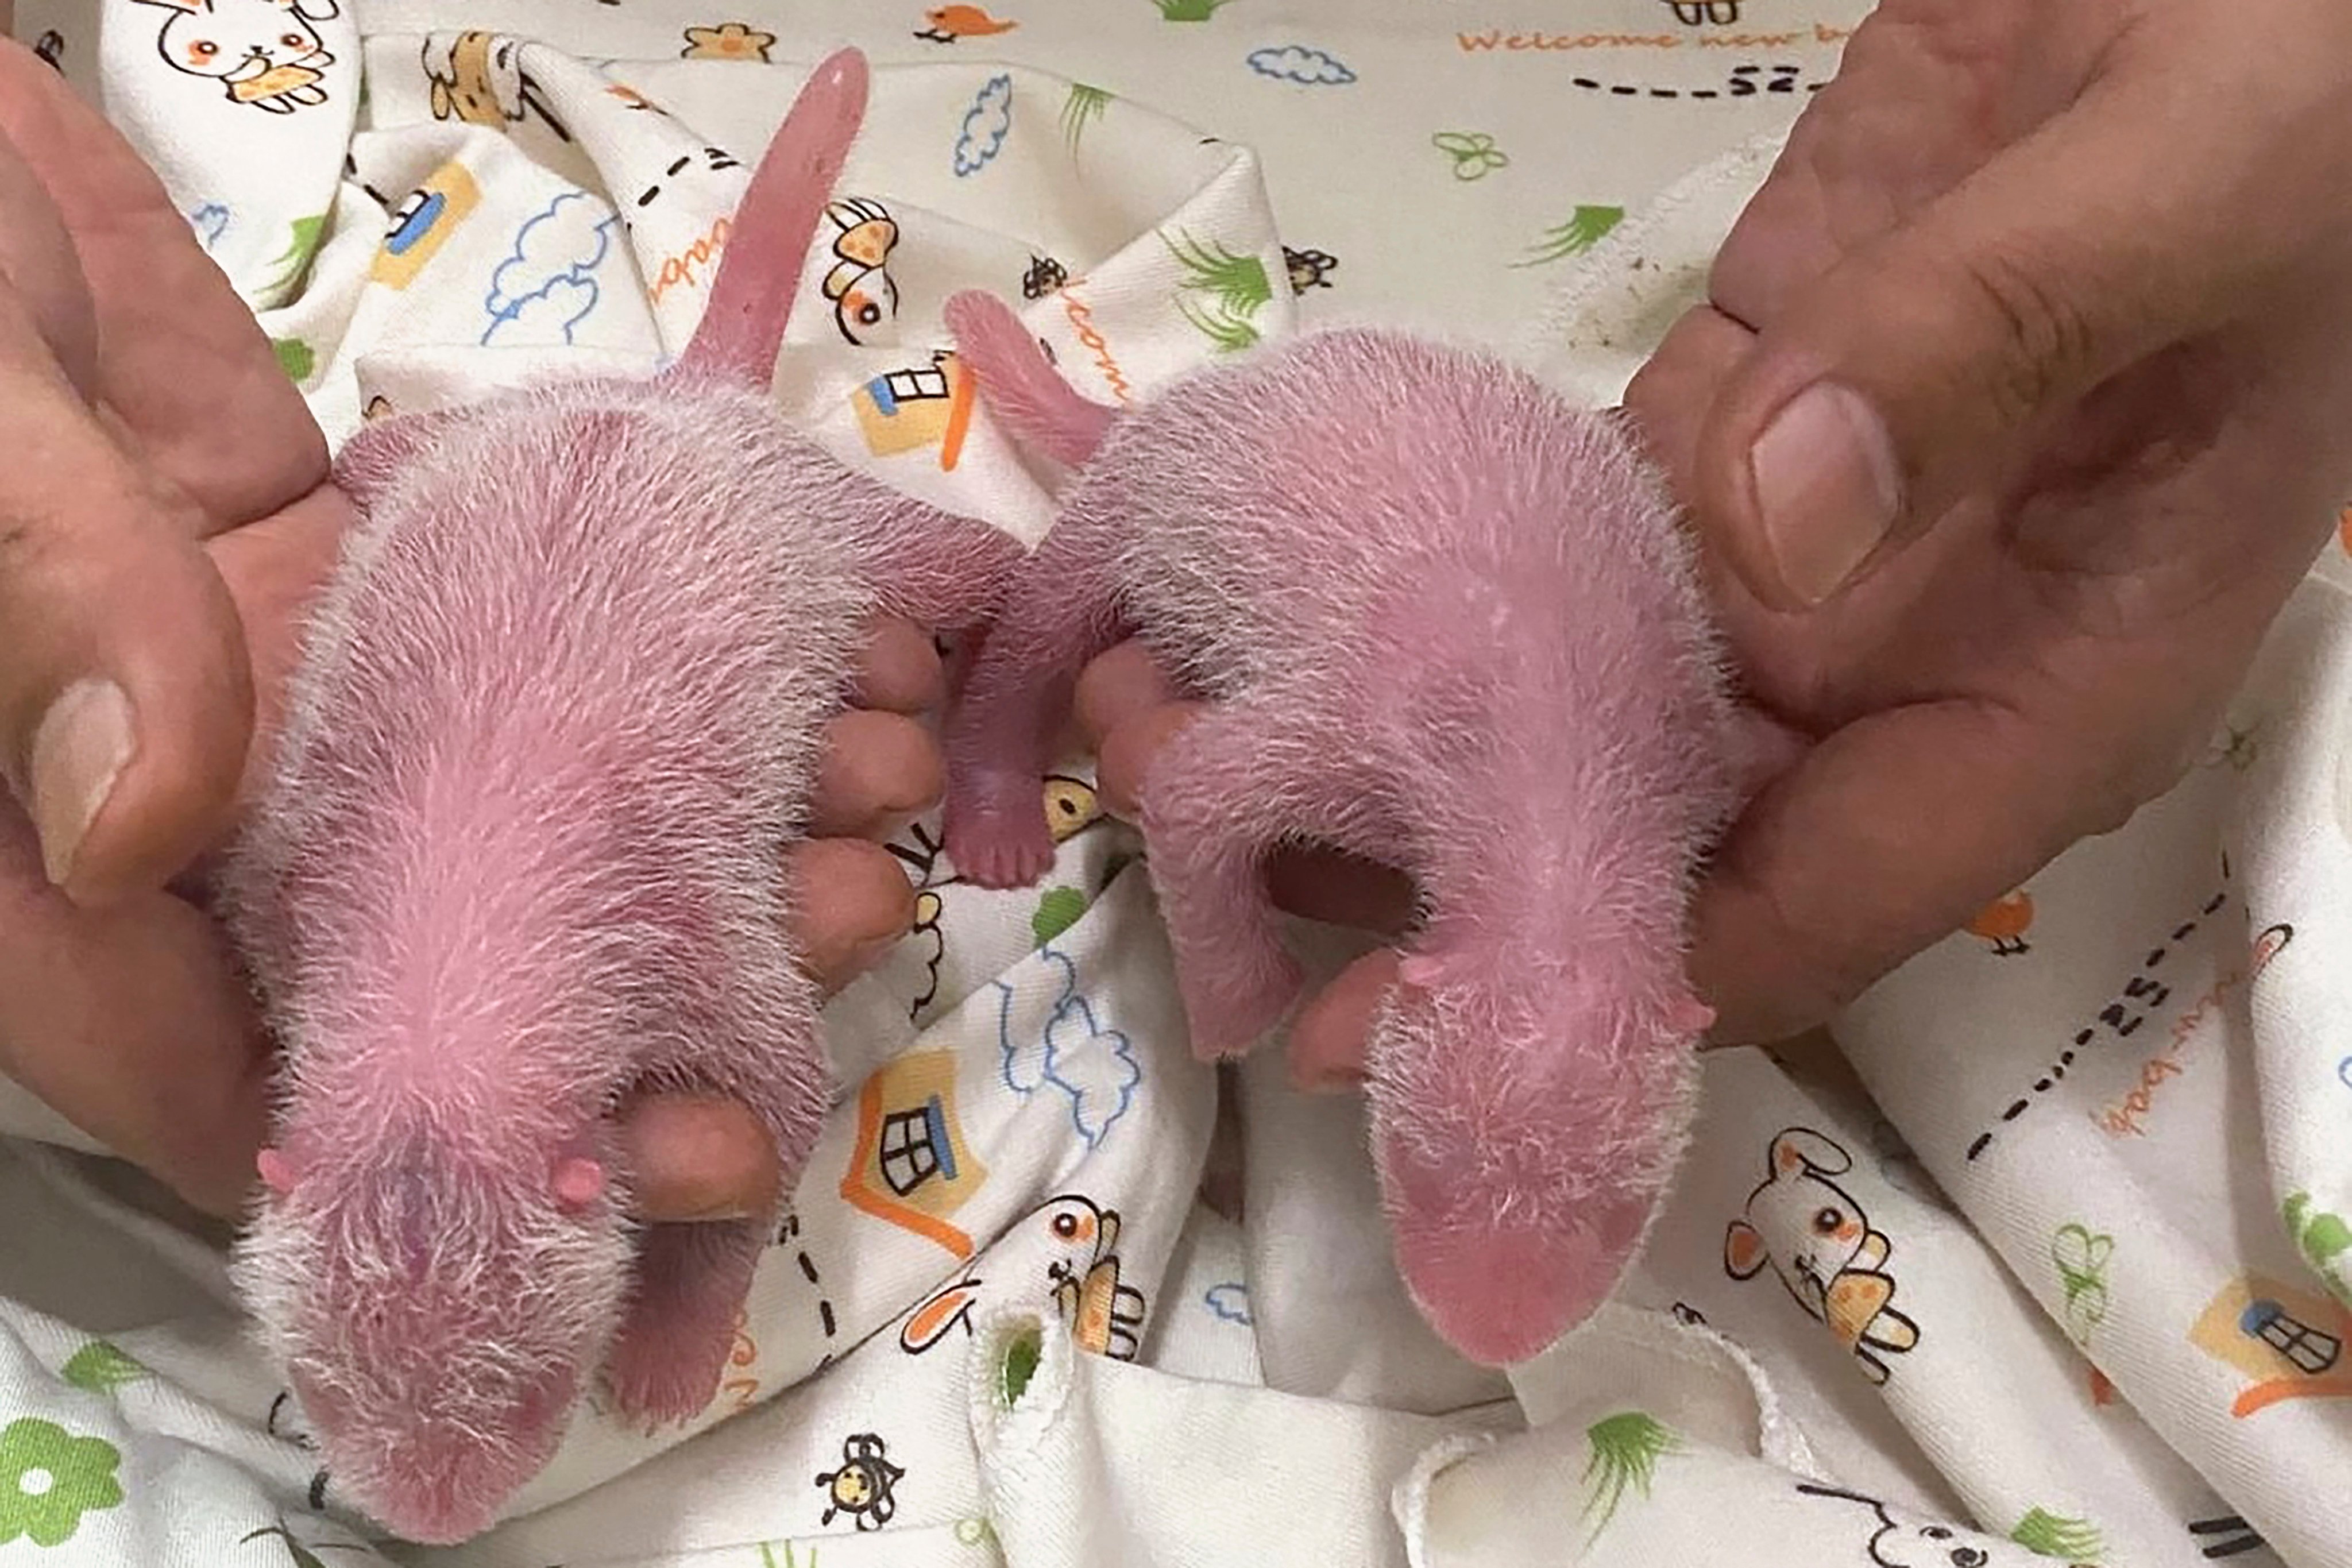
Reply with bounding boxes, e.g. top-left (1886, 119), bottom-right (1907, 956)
top-left (682, 22), bottom-right (776, 62)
